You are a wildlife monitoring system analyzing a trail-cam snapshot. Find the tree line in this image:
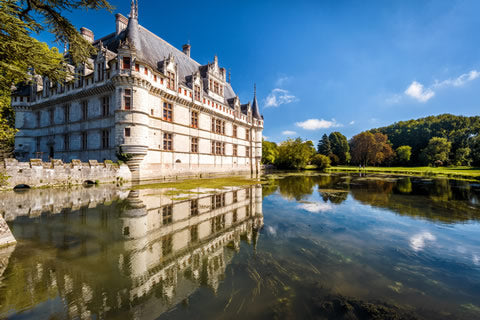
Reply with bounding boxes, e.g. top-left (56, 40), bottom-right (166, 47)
top-left (263, 114), bottom-right (480, 168)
